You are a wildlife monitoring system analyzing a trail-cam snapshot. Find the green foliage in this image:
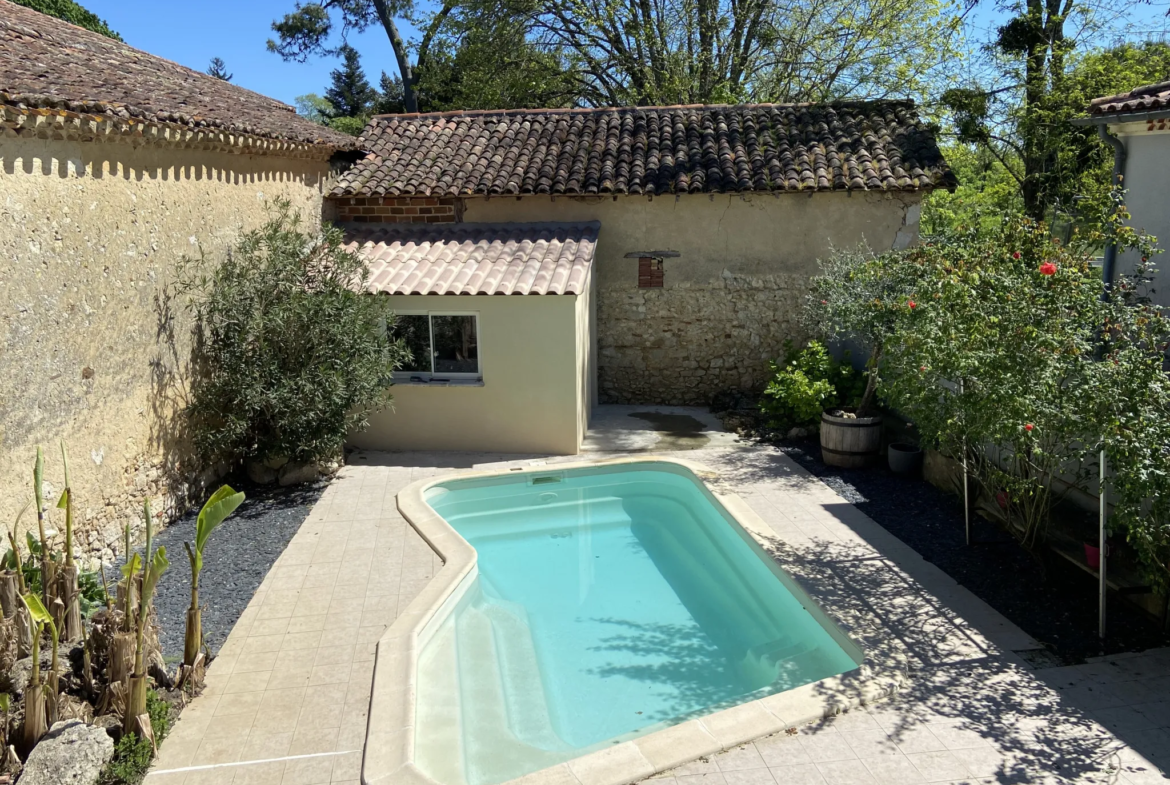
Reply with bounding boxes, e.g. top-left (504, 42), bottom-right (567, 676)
top-left (180, 199), bottom-right (409, 467)
top-left (13, 0), bottom-right (120, 39)
top-left (760, 341), bottom-right (863, 429)
top-left (294, 93), bottom-right (334, 125)
top-left (3, 537), bottom-right (104, 614)
top-left (934, 37), bottom-right (1170, 226)
top-left (207, 57), bottom-right (233, 82)
top-left (187, 486), bottom-right (245, 579)
top-left (868, 203), bottom-right (1168, 563)
top-left (325, 44), bottom-right (377, 119)
top-left (805, 243), bottom-right (924, 414)
top-left (100, 691), bottom-right (173, 785)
